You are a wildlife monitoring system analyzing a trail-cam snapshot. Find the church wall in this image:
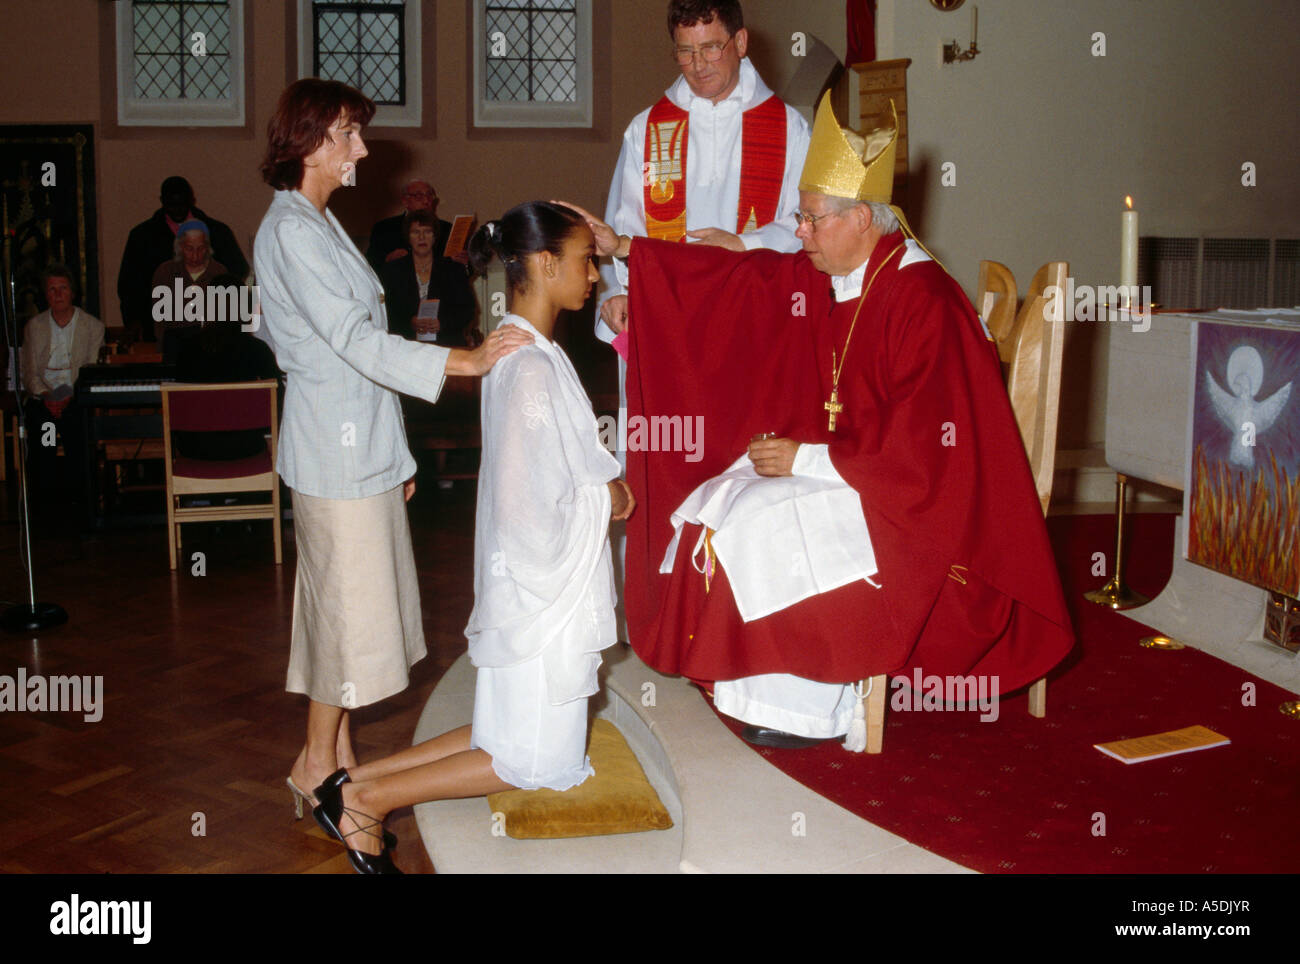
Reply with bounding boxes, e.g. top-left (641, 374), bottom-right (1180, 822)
top-left (878, 0), bottom-right (1300, 449)
top-left (4, 0), bottom-right (1294, 457)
